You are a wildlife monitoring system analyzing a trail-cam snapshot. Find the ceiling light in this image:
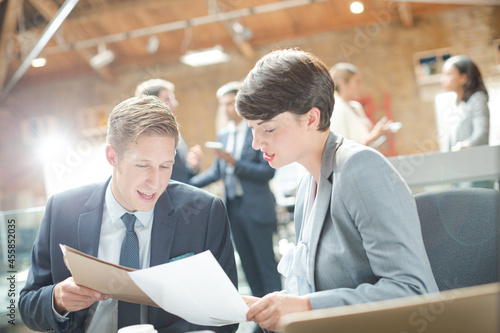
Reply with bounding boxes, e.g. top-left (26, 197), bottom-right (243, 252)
top-left (231, 21), bottom-right (253, 42)
top-left (89, 43), bottom-right (115, 70)
top-left (350, 2), bottom-right (364, 14)
top-left (31, 58), bottom-right (47, 68)
top-left (232, 21), bottom-right (245, 35)
top-left (180, 45), bottom-right (230, 67)
top-left (147, 35), bottom-right (160, 54)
